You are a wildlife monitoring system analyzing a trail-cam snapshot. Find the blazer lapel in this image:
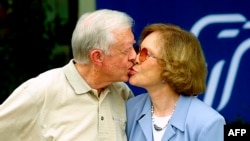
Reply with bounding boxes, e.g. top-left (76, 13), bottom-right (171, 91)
top-left (161, 124), bottom-right (176, 141)
top-left (137, 95), bottom-right (153, 141)
top-left (161, 95), bottom-right (192, 141)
